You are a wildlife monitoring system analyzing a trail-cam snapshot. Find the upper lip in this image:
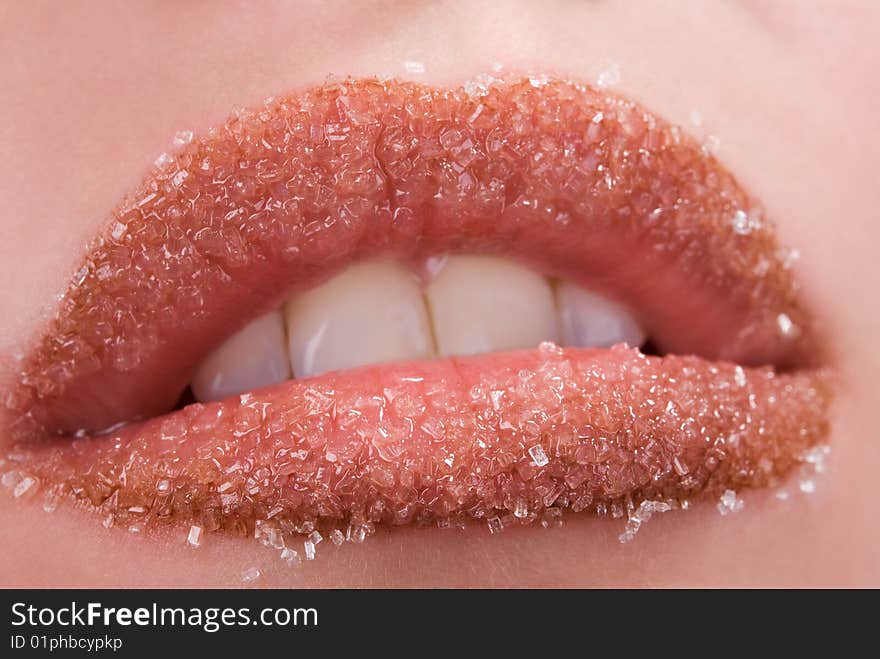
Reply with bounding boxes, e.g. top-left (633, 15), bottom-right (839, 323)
top-left (2, 76), bottom-right (831, 542)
